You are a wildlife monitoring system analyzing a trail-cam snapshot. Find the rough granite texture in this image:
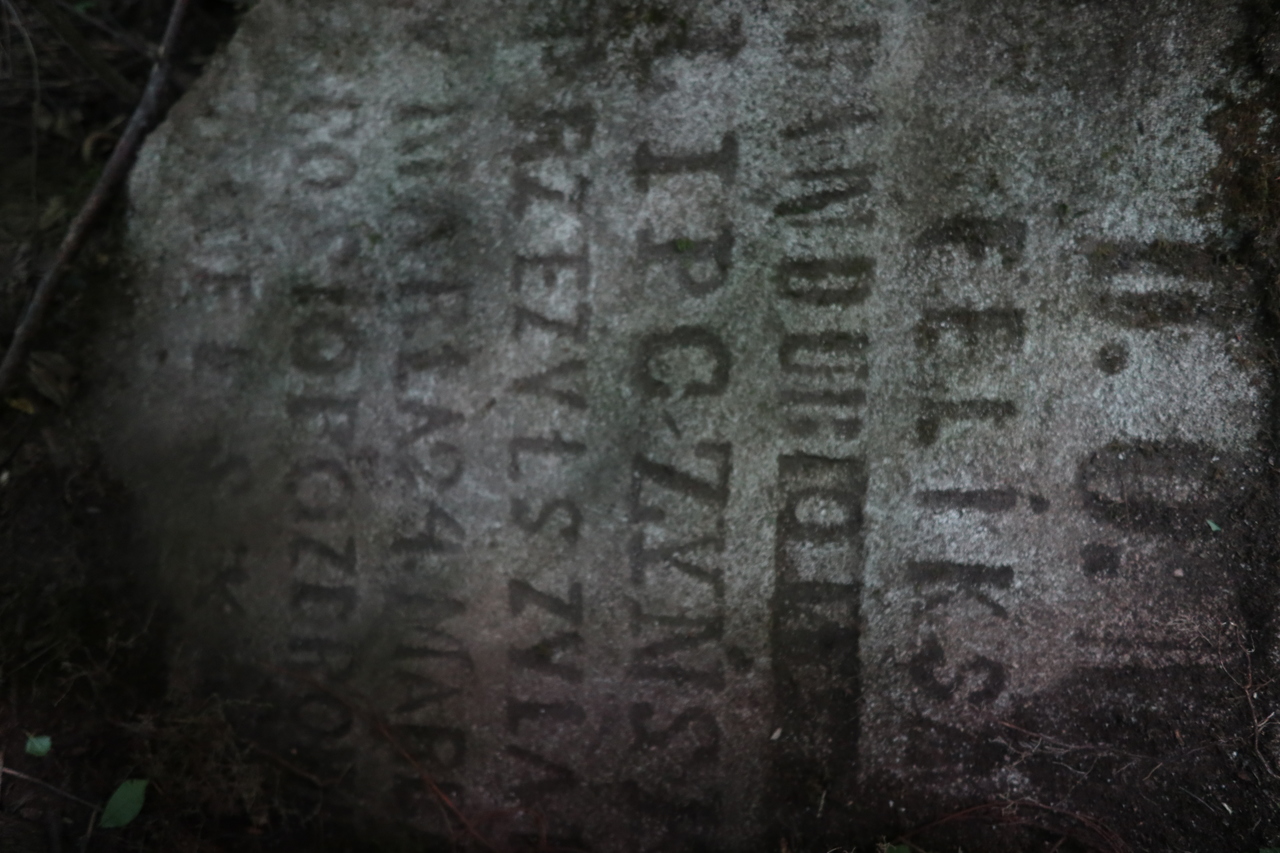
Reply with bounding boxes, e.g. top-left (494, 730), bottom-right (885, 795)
top-left (94, 0), bottom-right (1272, 847)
